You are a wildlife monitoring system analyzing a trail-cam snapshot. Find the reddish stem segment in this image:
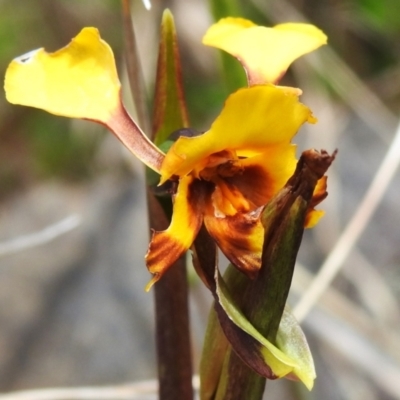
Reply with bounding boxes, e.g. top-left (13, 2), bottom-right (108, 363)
top-left (107, 101), bottom-right (165, 172)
